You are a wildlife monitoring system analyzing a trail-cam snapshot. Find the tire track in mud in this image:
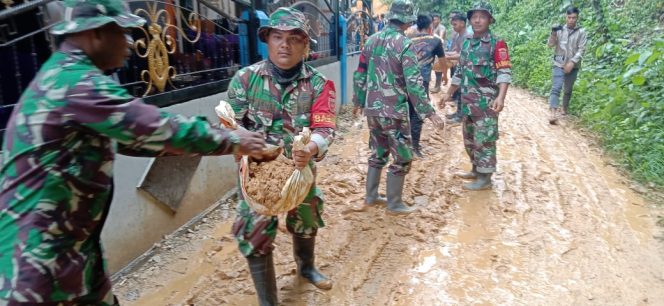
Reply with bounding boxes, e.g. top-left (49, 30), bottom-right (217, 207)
top-left (114, 87), bottom-right (664, 306)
